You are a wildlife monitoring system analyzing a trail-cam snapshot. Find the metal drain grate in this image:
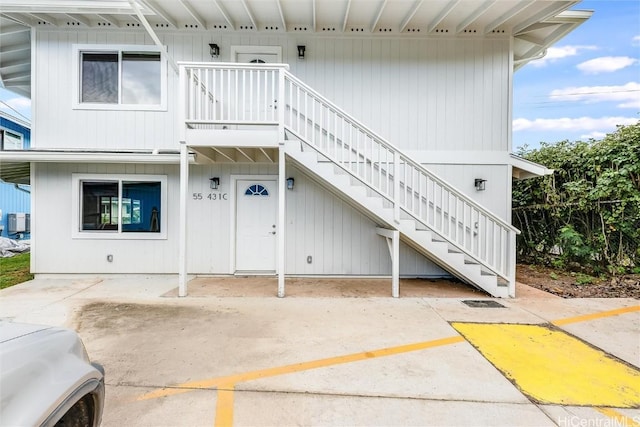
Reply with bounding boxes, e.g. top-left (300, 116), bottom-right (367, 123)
top-left (462, 300), bottom-right (505, 308)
